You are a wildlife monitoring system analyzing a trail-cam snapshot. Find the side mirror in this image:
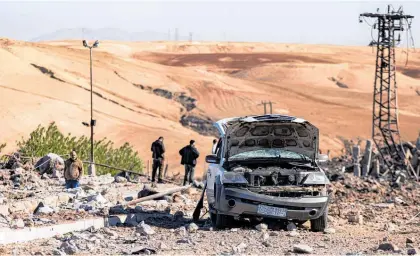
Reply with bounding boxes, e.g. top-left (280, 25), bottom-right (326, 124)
top-left (206, 154), bottom-right (220, 164)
